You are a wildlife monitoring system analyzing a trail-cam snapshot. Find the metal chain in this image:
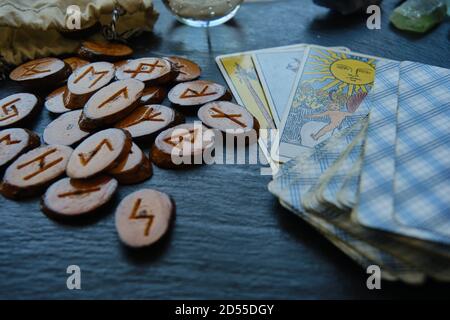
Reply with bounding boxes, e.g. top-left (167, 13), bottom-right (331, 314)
top-left (102, 3), bottom-right (127, 42)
